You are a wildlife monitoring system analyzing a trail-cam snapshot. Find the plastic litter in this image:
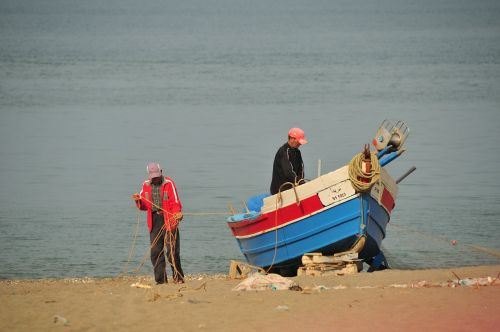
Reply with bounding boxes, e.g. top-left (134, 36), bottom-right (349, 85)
top-left (232, 272), bottom-right (298, 291)
top-left (331, 285), bottom-right (348, 290)
top-left (459, 279), bottom-right (475, 286)
top-left (388, 284), bottom-right (408, 288)
top-left (387, 276), bottom-right (499, 289)
top-left (458, 277), bottom-right (494, 287)
top-left (53, 315), bottom-right (70, 326)
top-left (131, 282), bottom-right (152, 289)
top-left (274, 305), bottom-right (289, 312)
top-left (232, 274), bottom-right (498, 292)
top-left (325, 276), bottom-right (499, 291)
top-left (289, 285), bottom-right (303, 291)
top-left (301, 285), bottom-right (331, 294)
